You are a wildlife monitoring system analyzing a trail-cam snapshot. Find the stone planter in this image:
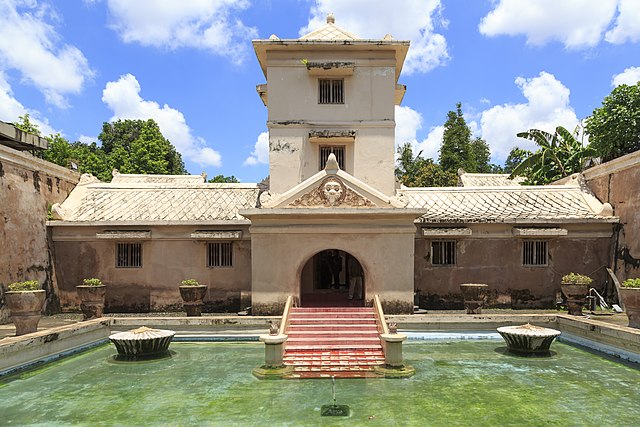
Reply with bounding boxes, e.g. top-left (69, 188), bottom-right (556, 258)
top-left (5, 290), bottom-right (46, 336)
top-left (560, 283), bottom-right (589, 316)
top-left (460, 283), bottom-right (488, 314)
top-left (619, 287), bottom-right (640, 328)
top-left (179, 285), bottom-right (208, 316)
top-left (497, 324), bottom-right (561, 355)
top-left (76, 285), bottom-right (106, 320)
